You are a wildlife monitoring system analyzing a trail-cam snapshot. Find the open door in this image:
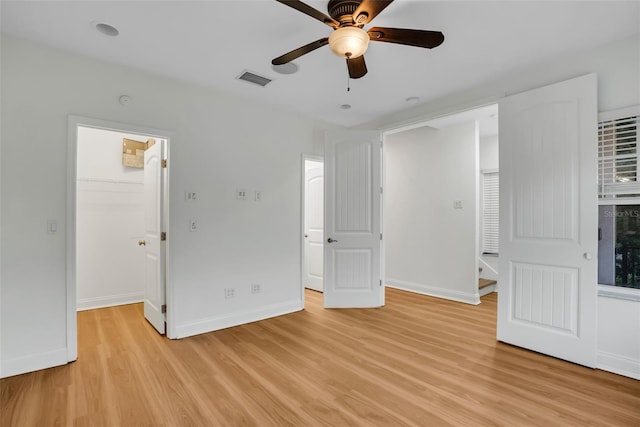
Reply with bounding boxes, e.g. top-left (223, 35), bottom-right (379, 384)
top-left (498, 74), bottom-right (598, 367)
top-left (324, 130), bottom-right (383, 308)
top-left (304, 162), bottom-right (324, 292)
top-left (143, 140), bottom-right (166, 334)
